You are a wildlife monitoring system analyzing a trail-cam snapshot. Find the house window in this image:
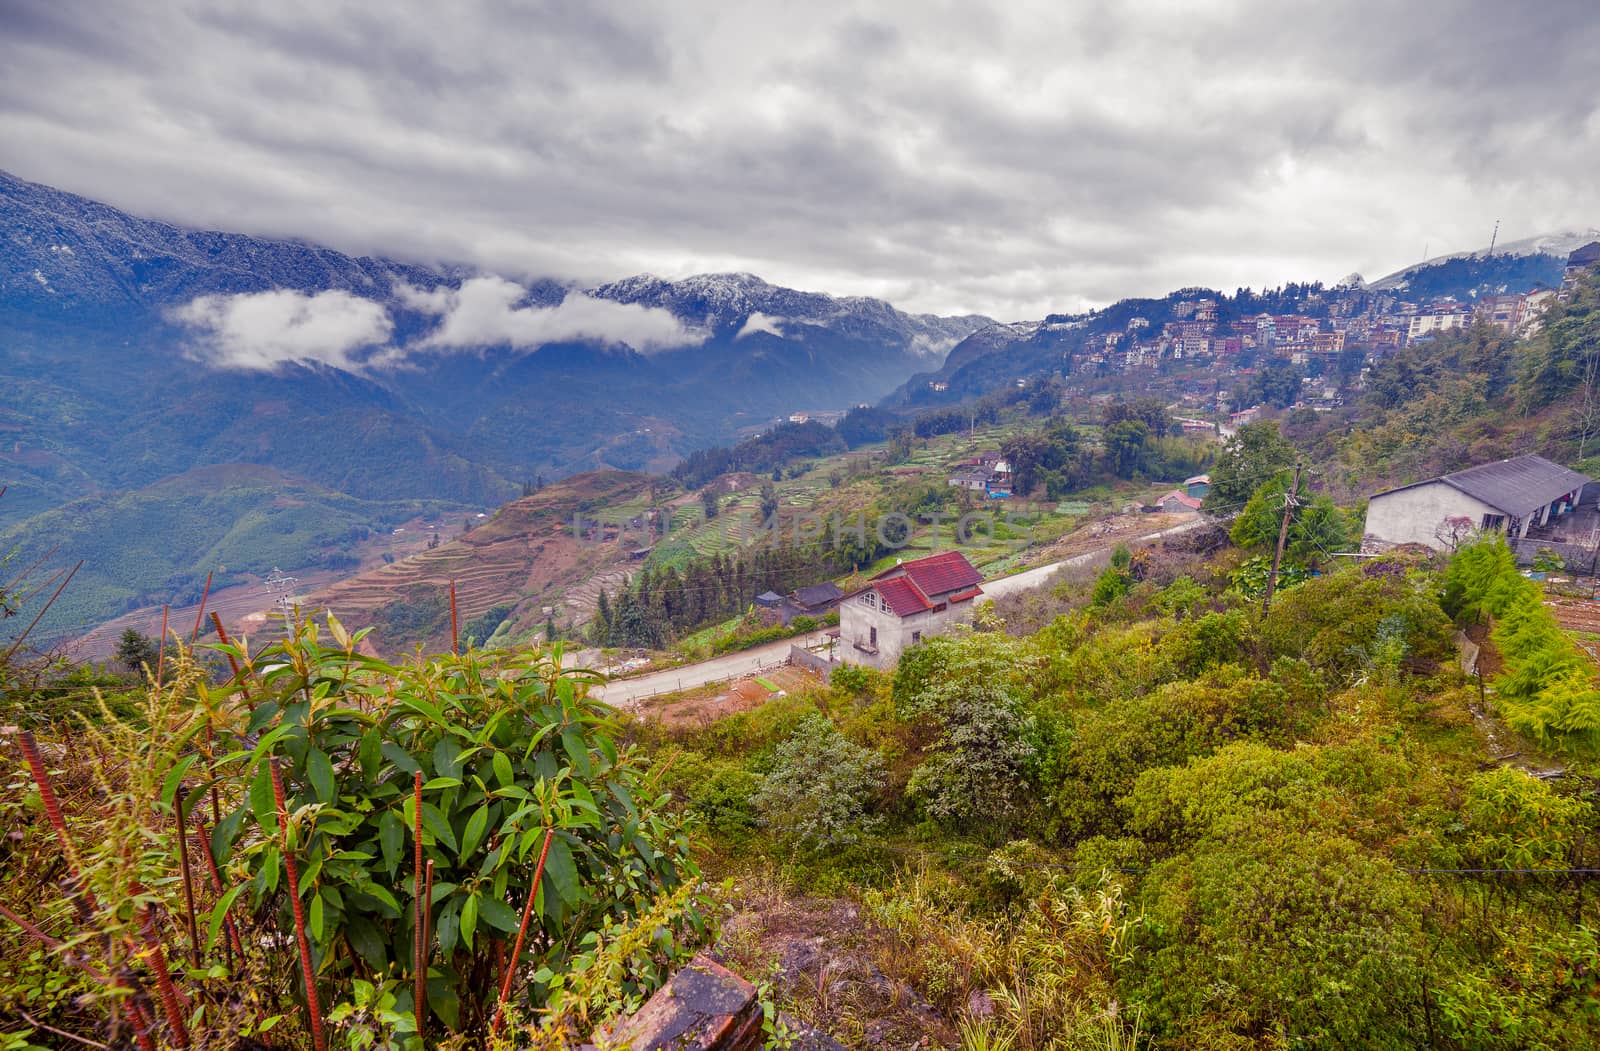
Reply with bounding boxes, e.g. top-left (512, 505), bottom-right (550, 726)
top-left (860, 592), bottom-right (875, 606)
top-left (911, 631), bottom-right (922, 645)
top-left (932, 602), bottom-right (947, 613)
top-left (1481, 514), bottom-right (1506, 531)
top-left (869, 626), bottom-right (877, 647)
